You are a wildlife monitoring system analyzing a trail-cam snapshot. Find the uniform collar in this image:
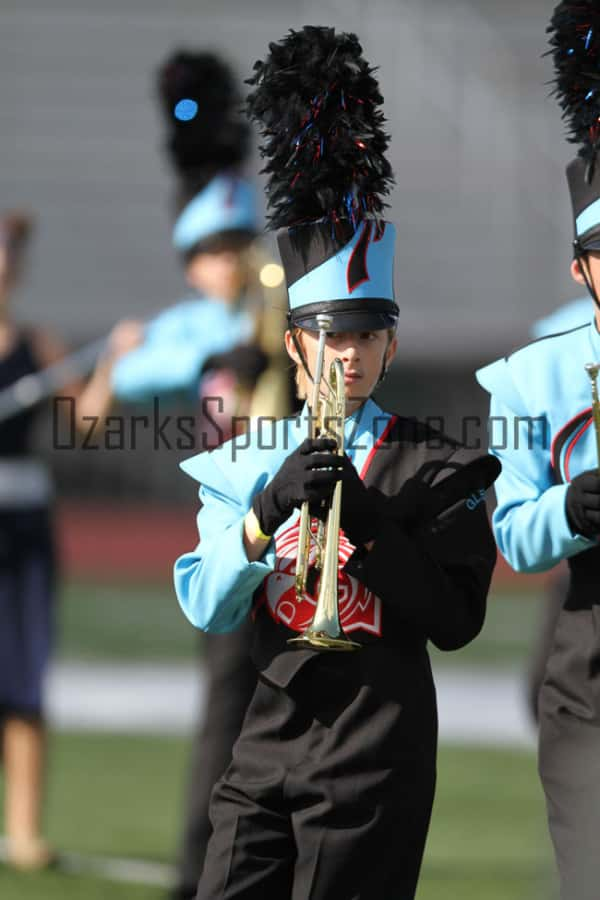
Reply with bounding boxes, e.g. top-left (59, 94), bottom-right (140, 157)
top-left (284, 397), bottom-right (391, 473)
